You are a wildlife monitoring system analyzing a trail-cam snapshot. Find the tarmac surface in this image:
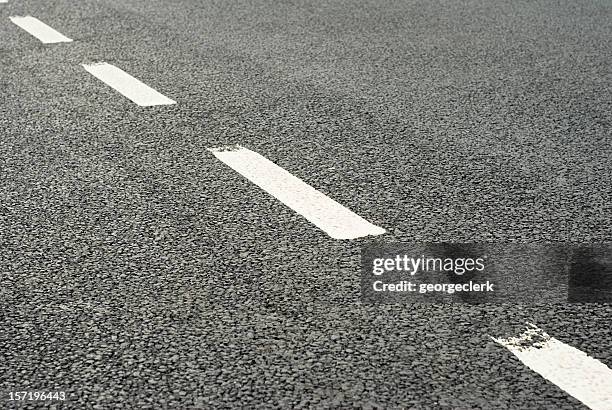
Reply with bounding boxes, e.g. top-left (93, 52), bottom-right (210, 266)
top-left (1, 0), bottom-right (611, 408)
